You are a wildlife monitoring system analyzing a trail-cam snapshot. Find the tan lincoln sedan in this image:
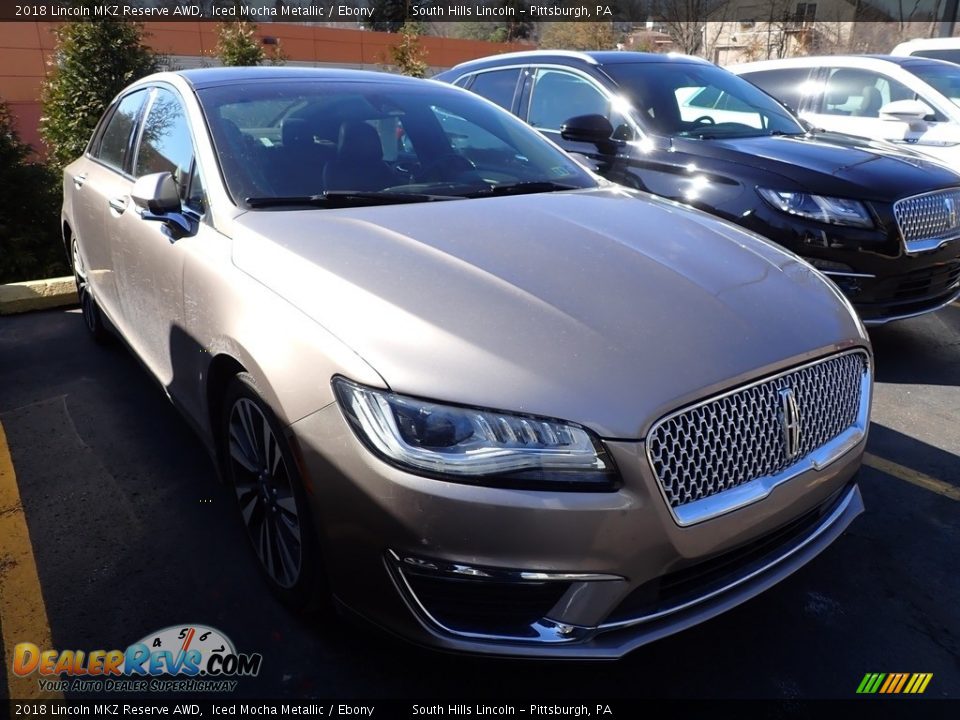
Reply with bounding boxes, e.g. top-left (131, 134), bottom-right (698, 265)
top-left (62, 67), bottom-right (872, 658)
